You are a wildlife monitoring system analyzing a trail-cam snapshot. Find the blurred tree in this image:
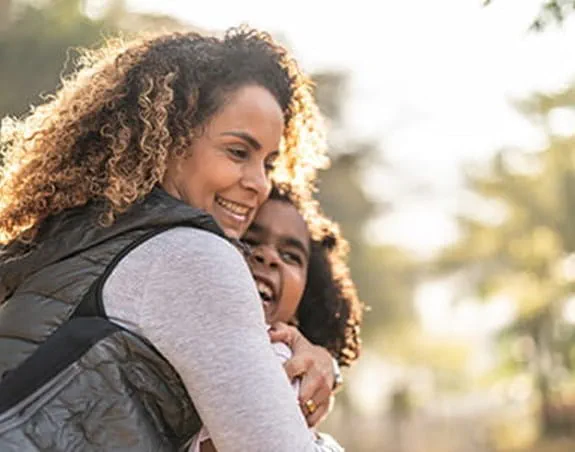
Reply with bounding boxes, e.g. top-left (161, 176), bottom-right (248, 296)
top-left (0, 0), bottom-right (191, 118)
top-left (434, 85), bottom-right (575, 434)
top-left (313, 71), bottom-right (418, 340)
top-left (0, 0), bottom-right (108, 117)
top-left (317, 152), bottom-right (417, 336)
